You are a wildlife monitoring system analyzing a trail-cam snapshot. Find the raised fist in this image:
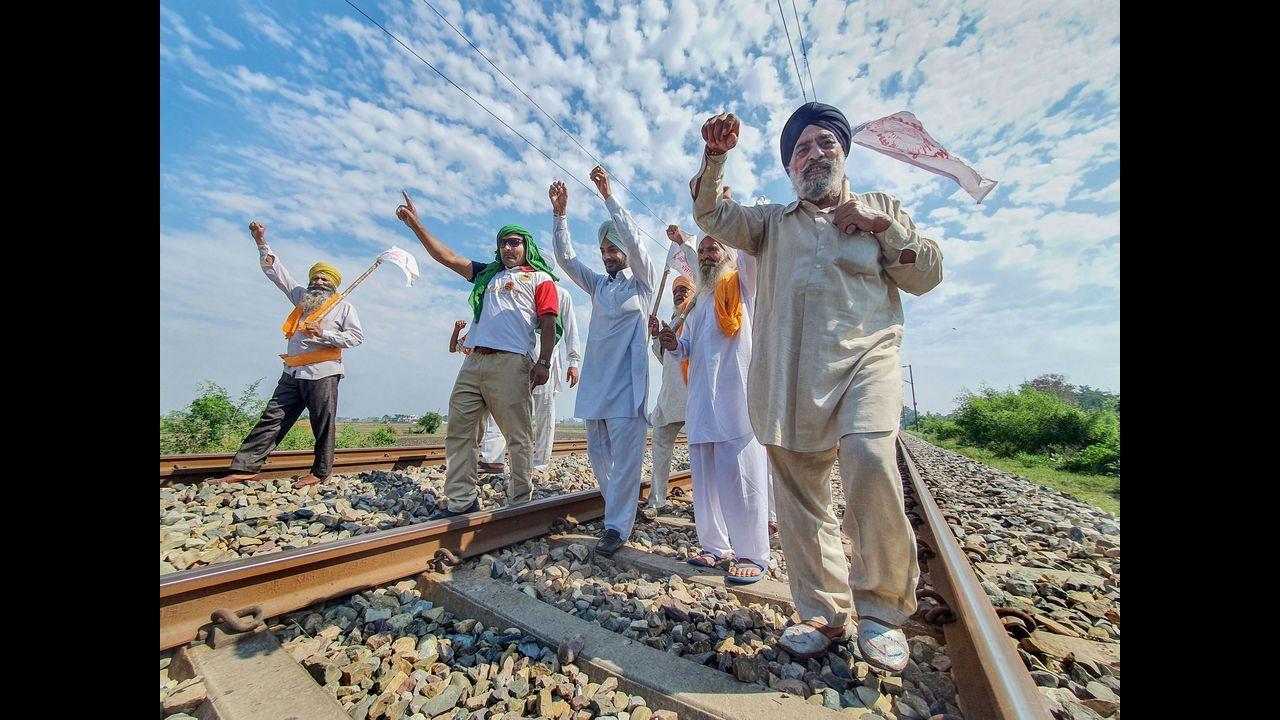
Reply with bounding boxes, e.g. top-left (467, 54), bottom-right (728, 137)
top-left (249, 221), bottom-right (266, 245)
top-left (589, 165), bottom-right (611, 200)
top-left (701, 113), bottom-right (740, 154)
top-left (455, 319), bottom-right (468, 330)
top-left (549, 180), bottom-right (568, 215)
